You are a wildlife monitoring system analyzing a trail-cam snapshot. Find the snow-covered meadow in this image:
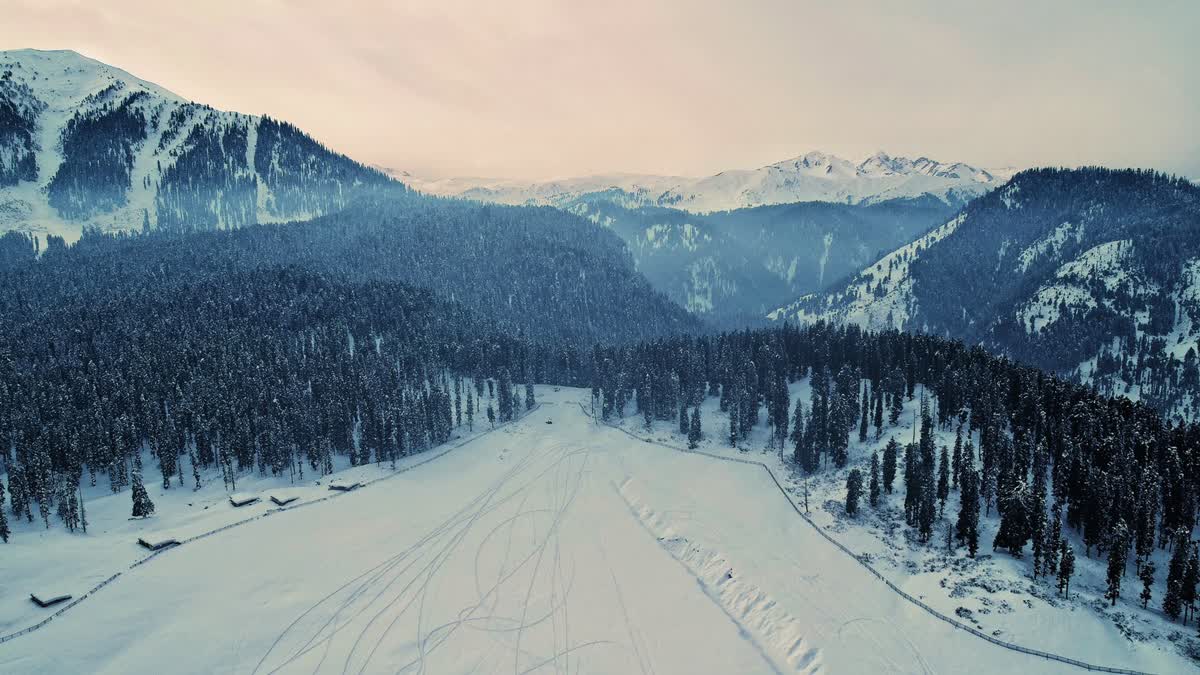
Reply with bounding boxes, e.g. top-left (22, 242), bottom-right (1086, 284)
top-left (613, 379), bottom-right (1200, 673)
